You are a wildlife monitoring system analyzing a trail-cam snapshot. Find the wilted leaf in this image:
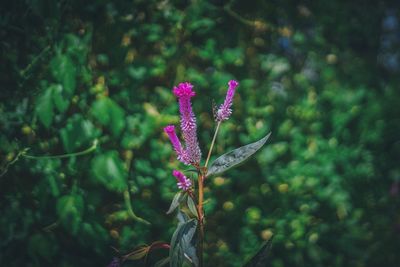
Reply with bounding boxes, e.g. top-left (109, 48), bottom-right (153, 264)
top-left (170, 218), bottom-right (198, 267)
top-left (167, 192), bottom-right (186, 215)
top-left (207, 132), bottom-right (271, 177)
top-left (243, 237), bottom-right (273, 267)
